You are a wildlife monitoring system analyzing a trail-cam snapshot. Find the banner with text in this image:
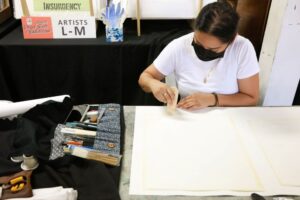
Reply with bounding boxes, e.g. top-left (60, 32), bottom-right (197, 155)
top-left (13, 0), bottom-right (96, 19)
top-left (33, 0), bottom-right (90, 12)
